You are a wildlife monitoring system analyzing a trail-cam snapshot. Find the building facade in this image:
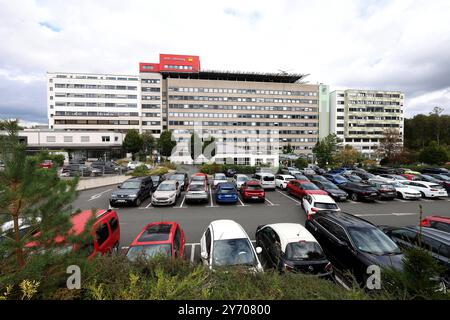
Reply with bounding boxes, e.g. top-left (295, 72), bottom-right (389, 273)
top-left (328, 89), bottom-right (404, 159)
